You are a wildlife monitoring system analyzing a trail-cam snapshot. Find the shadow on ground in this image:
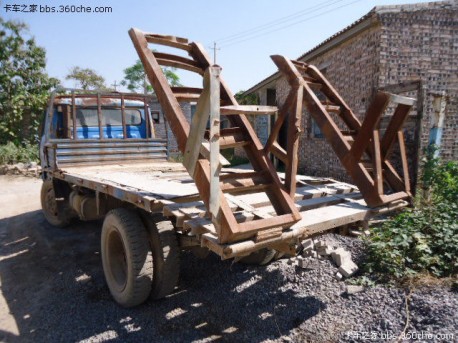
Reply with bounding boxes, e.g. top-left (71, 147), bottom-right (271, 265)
top-left (0, 209), bottom-right (324, 342)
